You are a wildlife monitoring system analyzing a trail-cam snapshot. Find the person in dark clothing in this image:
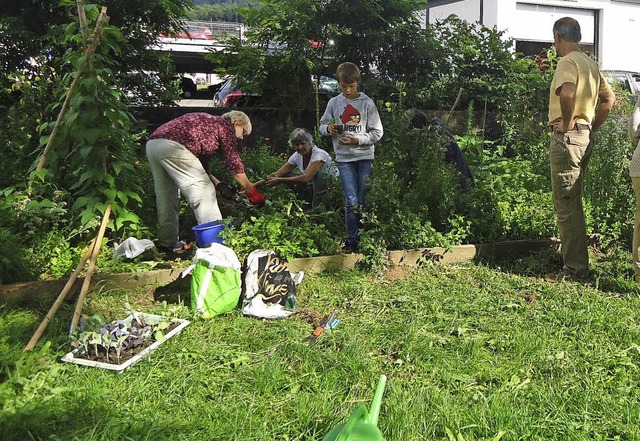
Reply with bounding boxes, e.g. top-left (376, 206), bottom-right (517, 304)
top-left (410, 110), bottom-right (476, 191)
